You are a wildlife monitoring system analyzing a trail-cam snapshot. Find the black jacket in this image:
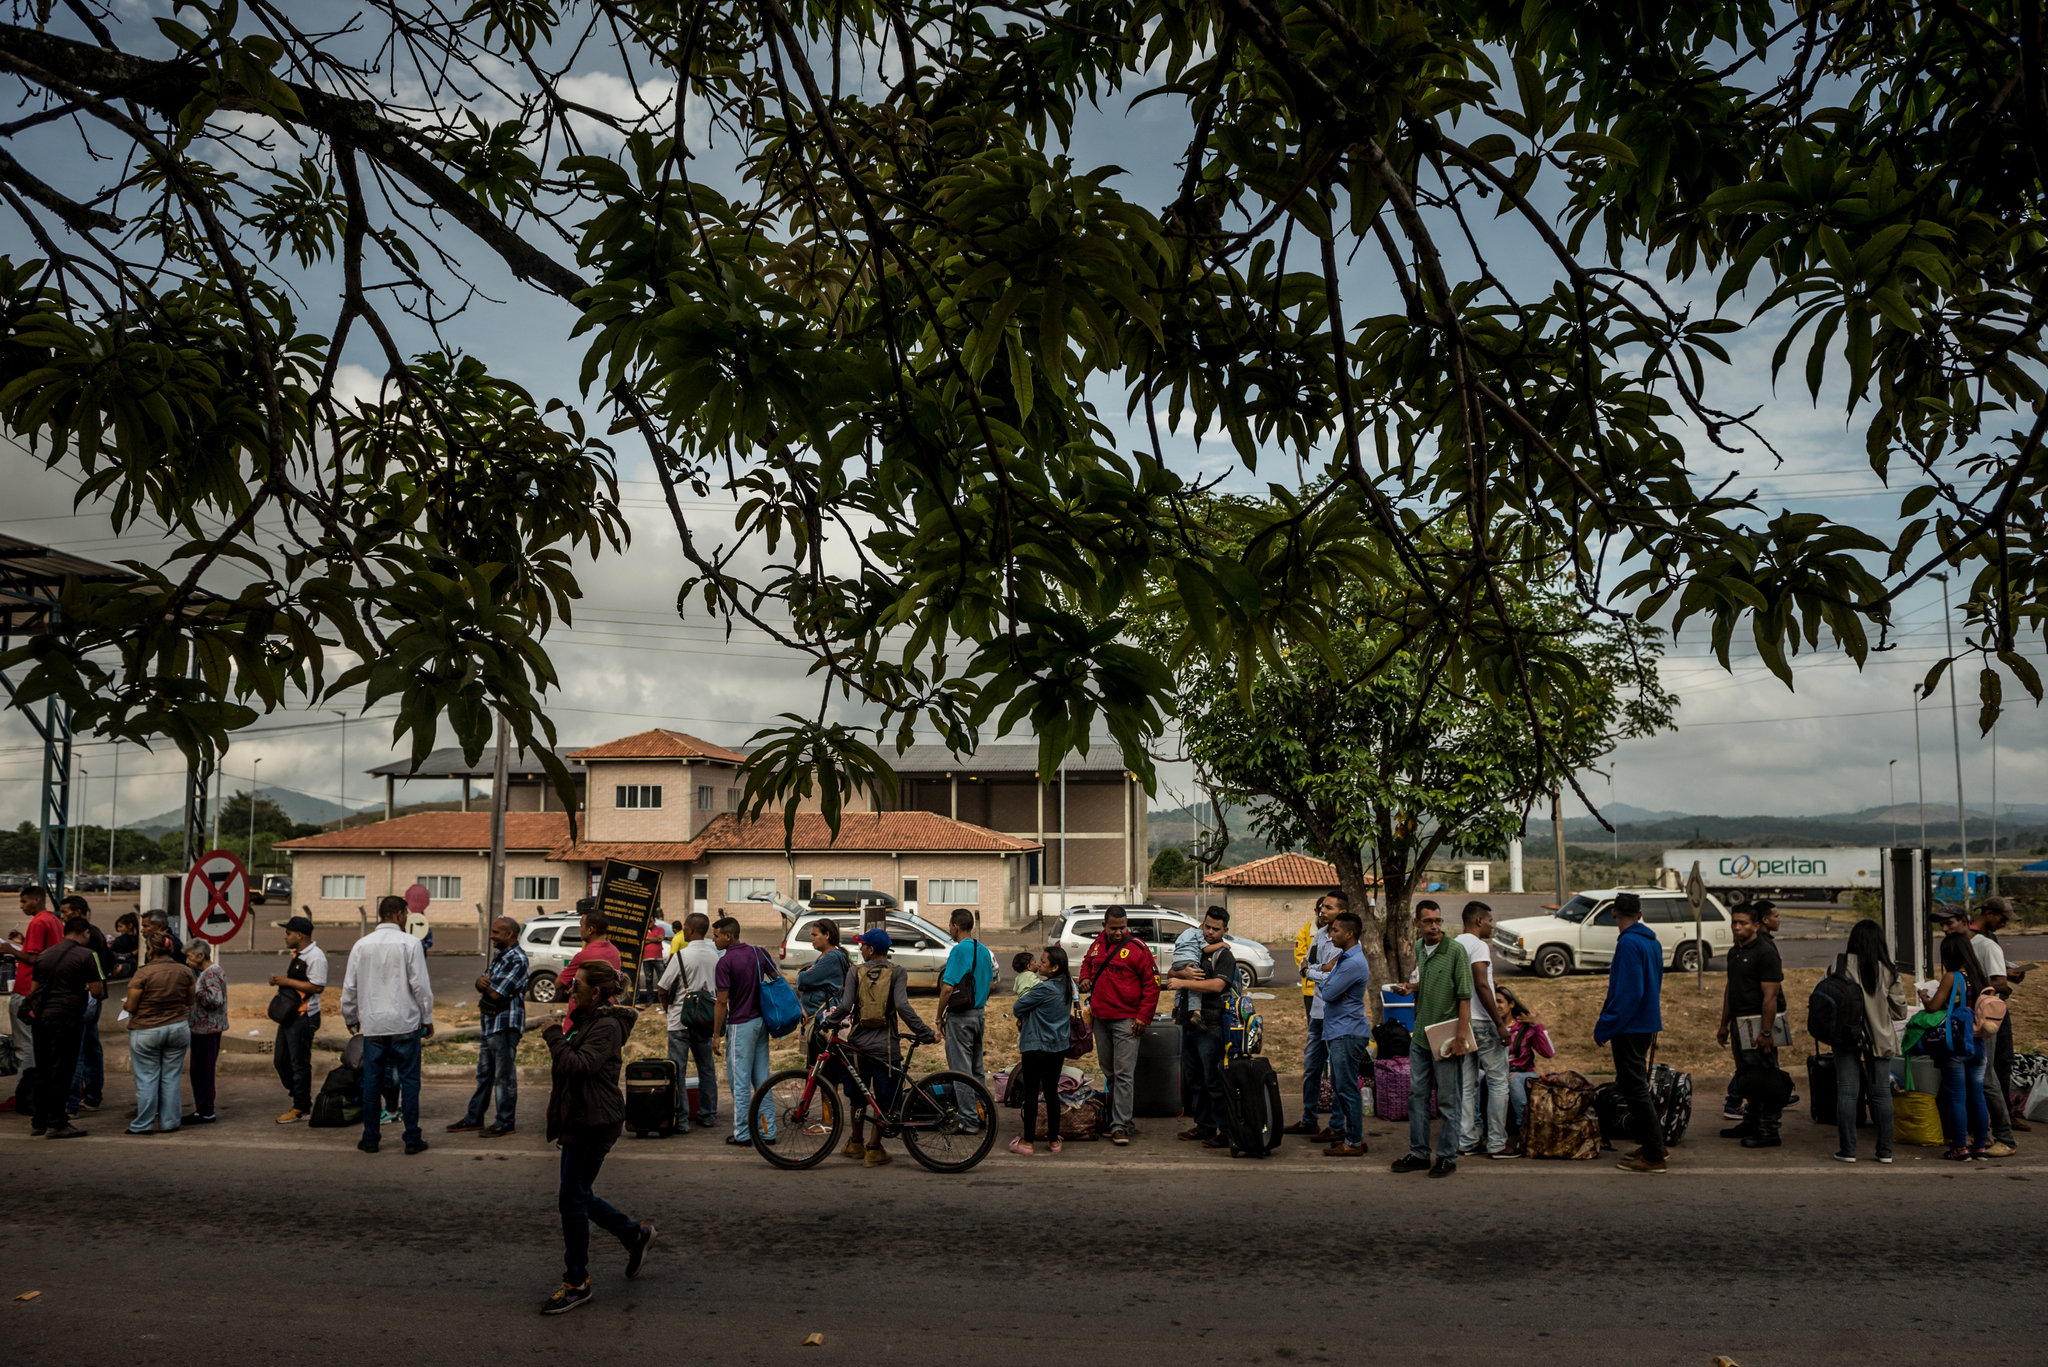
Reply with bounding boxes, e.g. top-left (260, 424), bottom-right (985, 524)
top-left (544, 1003), bottom-right (638, 1142)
